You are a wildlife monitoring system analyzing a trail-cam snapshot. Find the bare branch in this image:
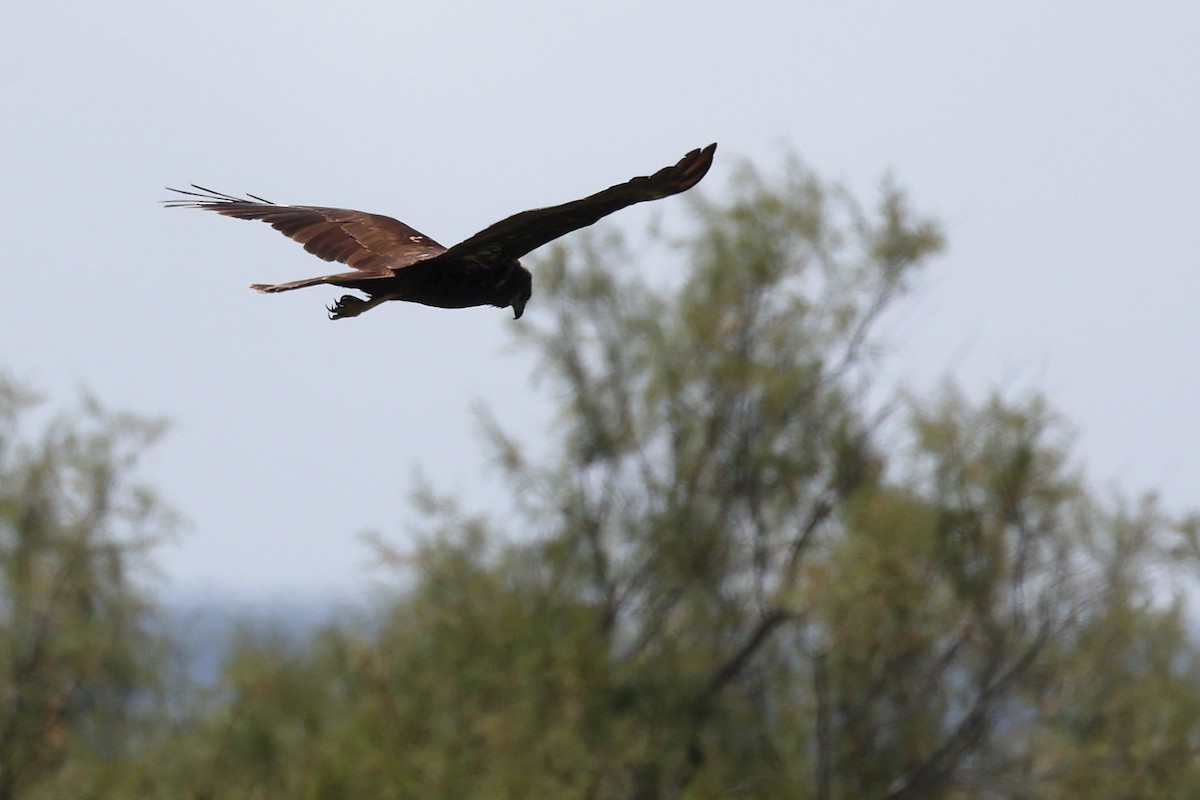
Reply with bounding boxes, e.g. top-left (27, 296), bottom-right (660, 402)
top-left (882, 627), bottom-right (1051, 800)
top-left (681, 607), bottom-right (794, 783)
